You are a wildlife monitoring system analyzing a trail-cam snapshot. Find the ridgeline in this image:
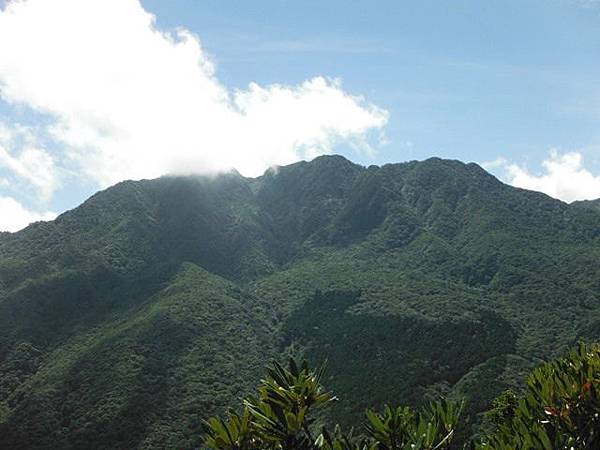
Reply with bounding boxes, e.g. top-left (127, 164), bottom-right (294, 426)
top-left (1, 155), bottom-right (600, 449)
